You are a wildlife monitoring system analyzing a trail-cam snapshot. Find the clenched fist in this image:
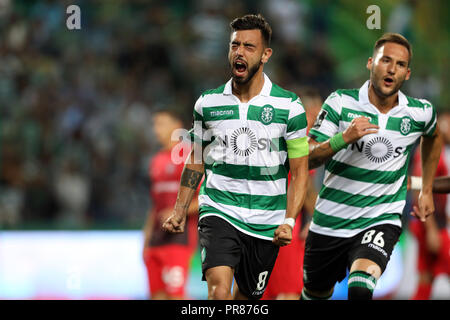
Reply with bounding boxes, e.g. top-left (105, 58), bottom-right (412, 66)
top-left (342, 117), bottom-right (379, 144)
